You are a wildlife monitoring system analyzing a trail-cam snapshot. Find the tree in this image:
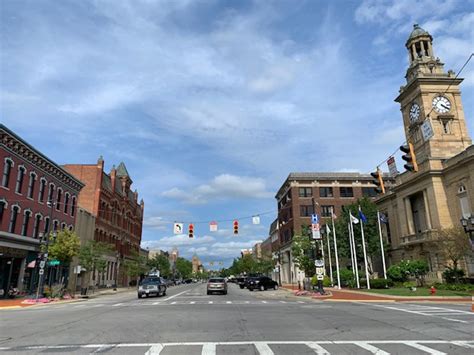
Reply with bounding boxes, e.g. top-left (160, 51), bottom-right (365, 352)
top-left (147, 254), bottom-right (171, 277)
top-left (291, 234), bottom-right (317, 280)
top-left (78, 241), bottom-right (113, 286)
top-left (46, 229), bottom-right (81, 264)
top-left (176, 257), bottom-right (193, 279)
top-left (124, 251), bottom-right (149, 284)
top-left (437, 227), bottom-right (472, 282)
